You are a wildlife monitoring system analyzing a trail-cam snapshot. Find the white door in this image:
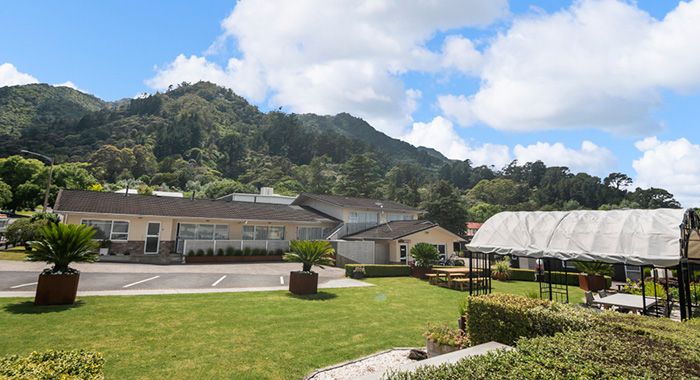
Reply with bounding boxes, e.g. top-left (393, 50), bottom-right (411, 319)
top-left (145, 222), bottom-right (161, 255)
